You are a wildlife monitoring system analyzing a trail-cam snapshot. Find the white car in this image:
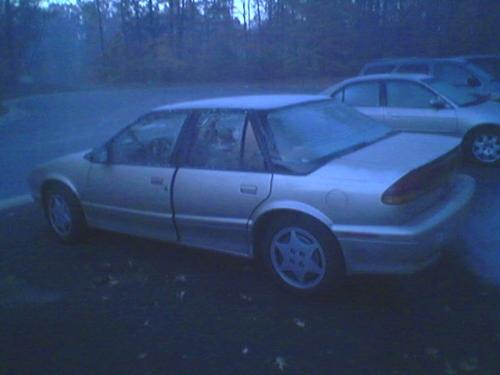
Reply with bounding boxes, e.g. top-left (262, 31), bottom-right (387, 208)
top-left (323, 74), bottom-right (500, 165)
